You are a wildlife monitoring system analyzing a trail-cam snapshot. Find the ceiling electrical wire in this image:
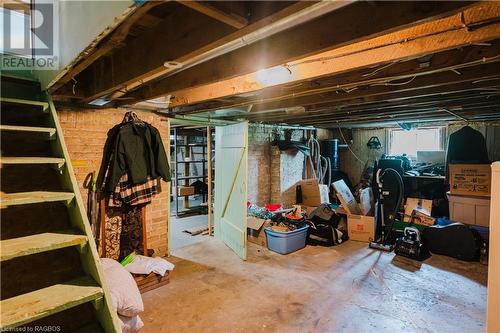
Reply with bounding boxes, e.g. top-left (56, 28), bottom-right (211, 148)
top-left (336, 123), bottom-right (366, 165)
top-left (370, 76), bottom-right (417, 87)
top-left (362, 61), bottom-right (399, 77)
